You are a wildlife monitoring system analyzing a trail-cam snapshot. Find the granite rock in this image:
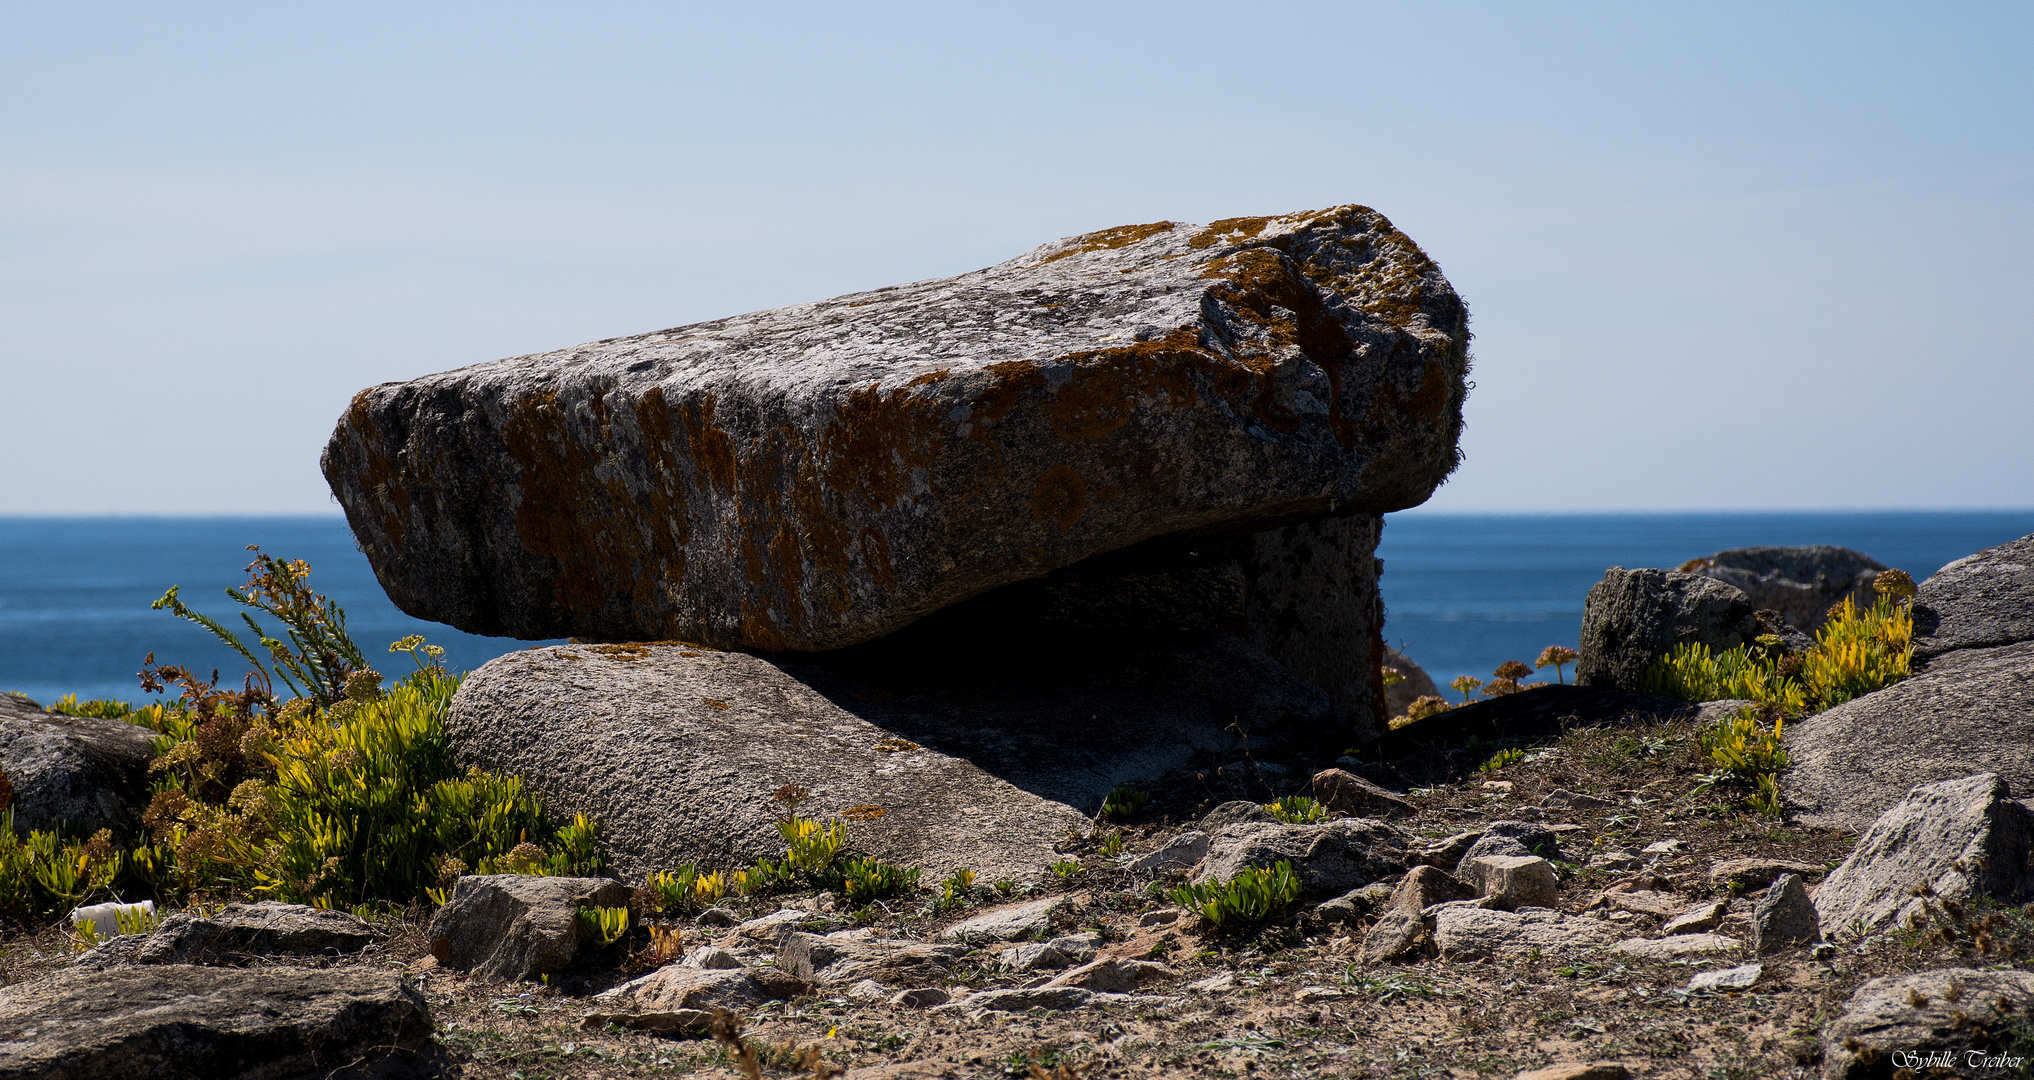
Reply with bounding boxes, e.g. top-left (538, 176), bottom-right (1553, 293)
top-left (0, 694), bottom-right (157, 841)
top-left (1190, 818), bottom-right (1406, 901)
top-left (1432, 906), bottom-right (1620, 962)
top-left (0, 964), bottom-right (430, 1080)
top-left (426, 874), bottom-right (630, 983)
top-left (1576, 568), bottom-right (1757, 692)
top-left (1911, 533), bottom-right (2034, 664)
top-left (324, 207), bottom-right (1468, 667)
top-left (1679, 546), bottom-right (1885, 632)
top-left (74, 902), bottom-right (380, 969)
top-left (1310, 768), bottom-right (1412, 818)
top-left (1784, 641), bottom-right (2034, 831)
top-left (1360, 864), bottom-right (1475, 963)
top-left (1821, 967), bottom-right (2034, 1080)
top-left (1751, 873), bottom-right (1821, 953)
top-left (1813, 773), bottom-right (2034, 938)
